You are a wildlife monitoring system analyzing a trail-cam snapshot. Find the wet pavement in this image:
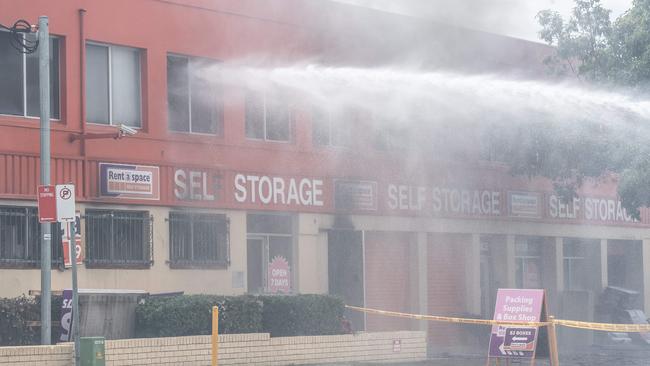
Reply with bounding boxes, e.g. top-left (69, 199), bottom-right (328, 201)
top-left (334, 345), bottom-right (650, 365)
